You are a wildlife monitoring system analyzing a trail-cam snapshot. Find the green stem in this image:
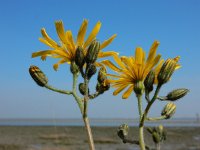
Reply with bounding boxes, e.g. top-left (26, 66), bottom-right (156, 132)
top-left (140, 84), bottom-right (162, 126)
top-left (137, 94), bottom-right (145, 150)
top-left (71, 73), bottom-right (84, 114)
top-left (83, 75), bottom-right (95, 150)
top-left (45, 85), bottom-right (72, 95)
top-left (146, 115), bottom-right (166, 121)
